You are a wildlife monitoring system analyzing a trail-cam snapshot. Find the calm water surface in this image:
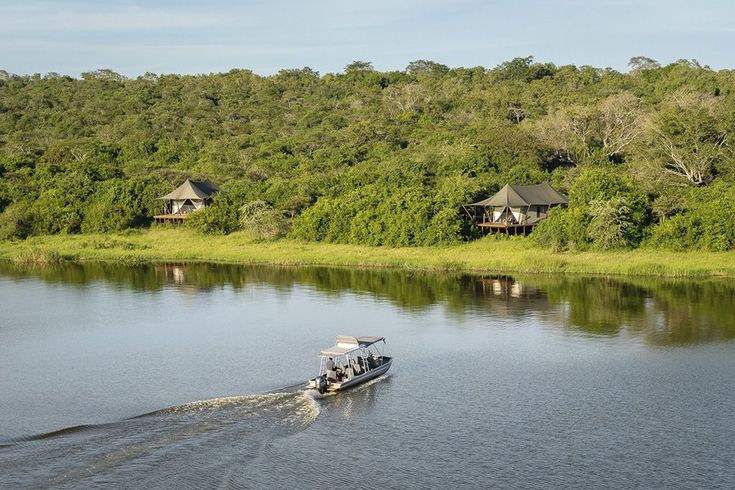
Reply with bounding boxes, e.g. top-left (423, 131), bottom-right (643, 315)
top-left (1, 263), bottom-right (734, 488)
